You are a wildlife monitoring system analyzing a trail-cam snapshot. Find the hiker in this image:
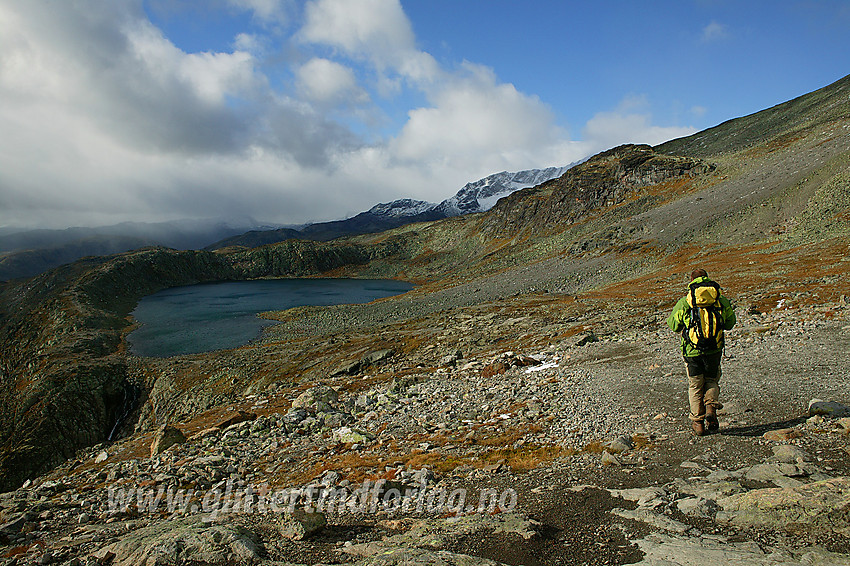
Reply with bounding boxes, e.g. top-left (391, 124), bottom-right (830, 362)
top-left (667, 269), bottom-right (736, 436)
